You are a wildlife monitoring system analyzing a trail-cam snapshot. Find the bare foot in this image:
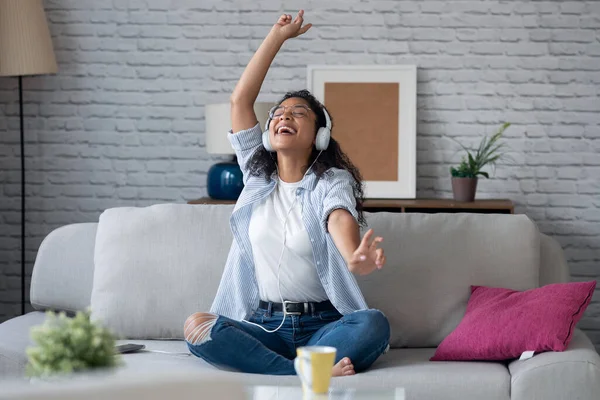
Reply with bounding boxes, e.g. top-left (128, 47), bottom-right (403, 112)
top-left (332, 357), bottom-right (355, 377)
